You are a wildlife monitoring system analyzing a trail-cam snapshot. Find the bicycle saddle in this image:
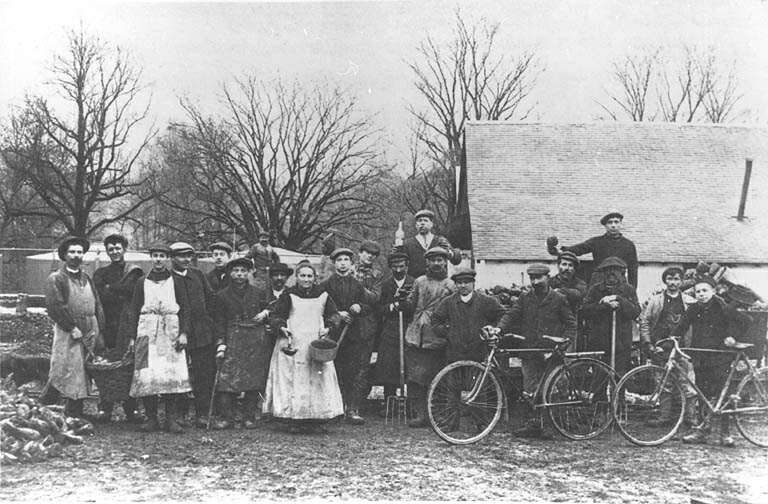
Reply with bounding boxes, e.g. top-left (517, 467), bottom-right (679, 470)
top-left (726, 341), bottom-right (754, 350)
top-left (542, 335), bottom-right (569, 345)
